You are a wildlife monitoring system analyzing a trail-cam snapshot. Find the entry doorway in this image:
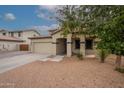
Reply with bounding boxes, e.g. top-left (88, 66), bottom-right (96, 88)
top-left (56, 38), bottom-right (67, 55)
top-left (85, 39), bottom-right (94, 55)
top-left (85, 39), bottom-right (93, 49)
